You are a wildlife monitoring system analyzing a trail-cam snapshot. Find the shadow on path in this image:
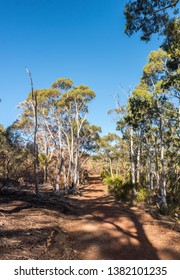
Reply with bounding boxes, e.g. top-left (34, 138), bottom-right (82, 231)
top-left (67, 175), bottom-right (159, 260)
